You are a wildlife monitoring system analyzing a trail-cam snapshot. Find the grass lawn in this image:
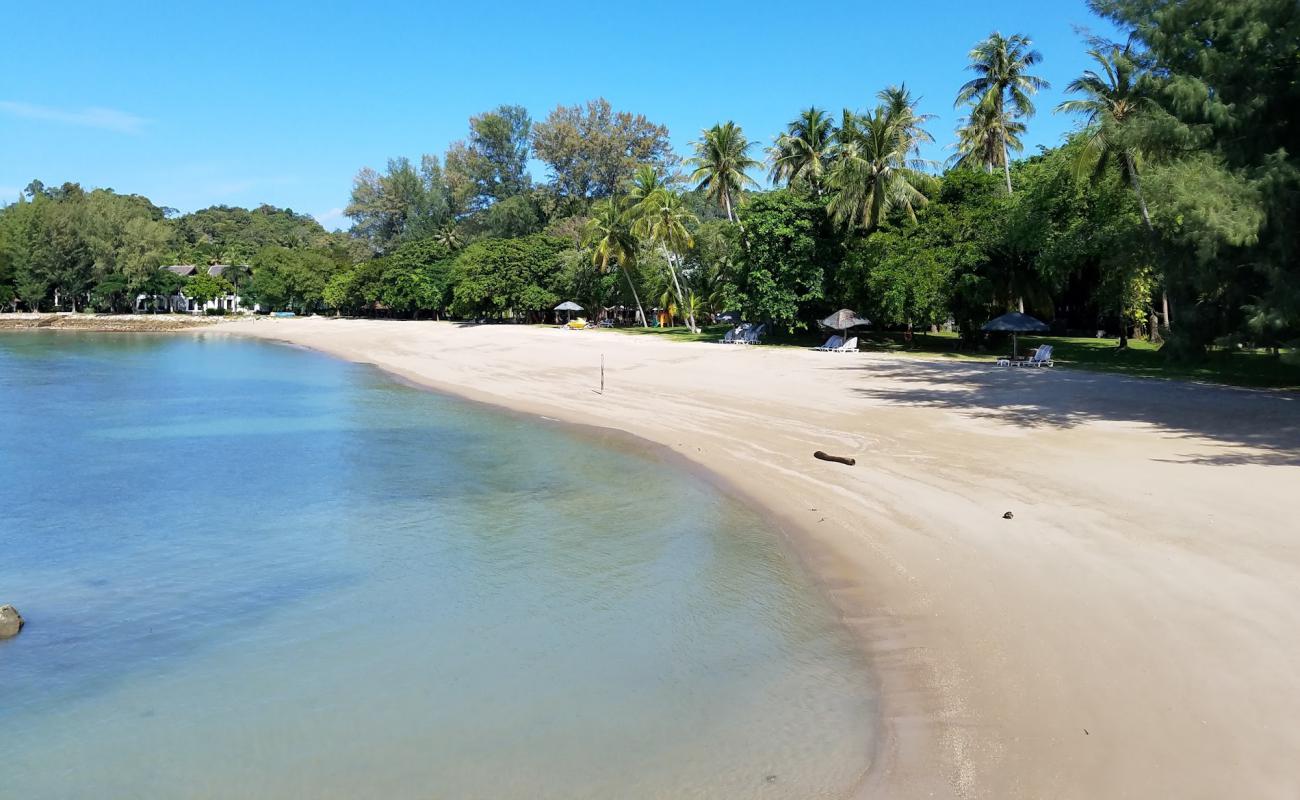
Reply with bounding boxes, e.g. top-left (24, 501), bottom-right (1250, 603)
top-left (603, 324), bottom-right (1300, 390)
